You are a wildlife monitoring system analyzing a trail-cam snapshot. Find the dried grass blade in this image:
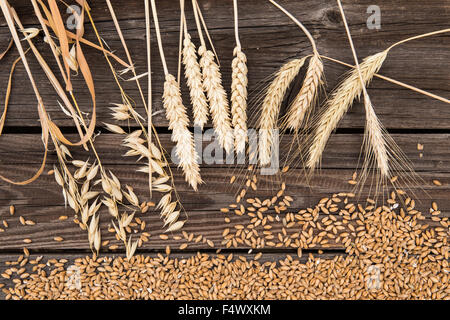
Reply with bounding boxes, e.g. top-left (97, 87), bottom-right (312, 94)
top-left (47, 0), bottom-right (72, 91)
top-left (36, 7), bottom-right (130, 69)
top-left (0, 38), bottom-right (12, 60)
top-left (9, 7), bottom-right (90, 148)
top-left (0, 52), bottom-right (28, 136)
